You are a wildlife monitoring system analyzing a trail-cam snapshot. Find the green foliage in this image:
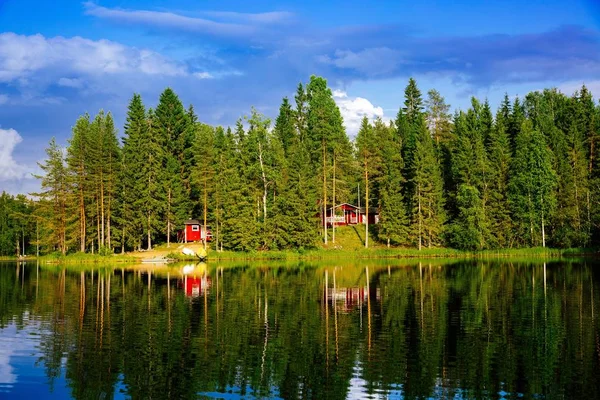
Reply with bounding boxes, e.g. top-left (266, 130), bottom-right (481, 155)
top-left (21, 78), bottom-right (600, 254)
